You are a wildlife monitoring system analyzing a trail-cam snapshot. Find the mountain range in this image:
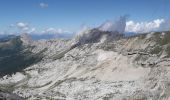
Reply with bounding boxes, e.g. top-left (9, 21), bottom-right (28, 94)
top-left (0, 29), bottom-right (170, 100)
